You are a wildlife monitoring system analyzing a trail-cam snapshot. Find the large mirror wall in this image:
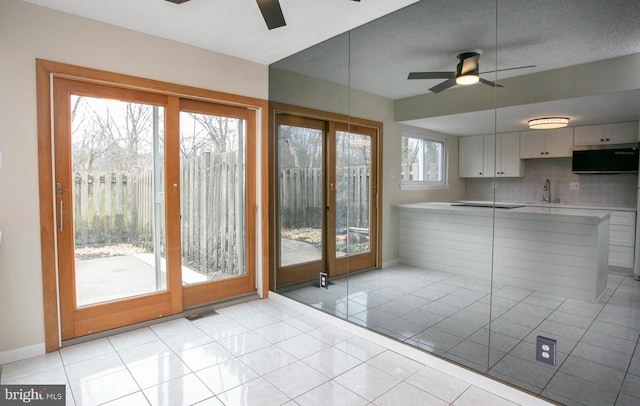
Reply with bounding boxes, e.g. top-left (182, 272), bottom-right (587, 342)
top-left (269, 1), bottom-right (640, 405)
